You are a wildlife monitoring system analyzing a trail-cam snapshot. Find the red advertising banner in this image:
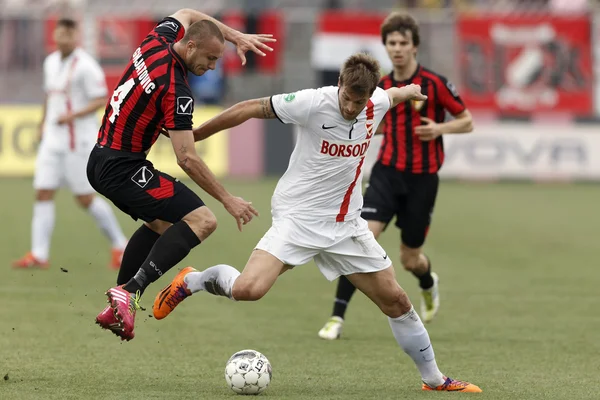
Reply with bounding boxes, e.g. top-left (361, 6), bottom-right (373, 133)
top-left (96, 17), bottom-right (156, 91)
top-left (221, 10), bottom-right (246, 75)
top-left (256, 11), bottom-right (284, 74)
top-left (457, 14), bottom-right (593, 115)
